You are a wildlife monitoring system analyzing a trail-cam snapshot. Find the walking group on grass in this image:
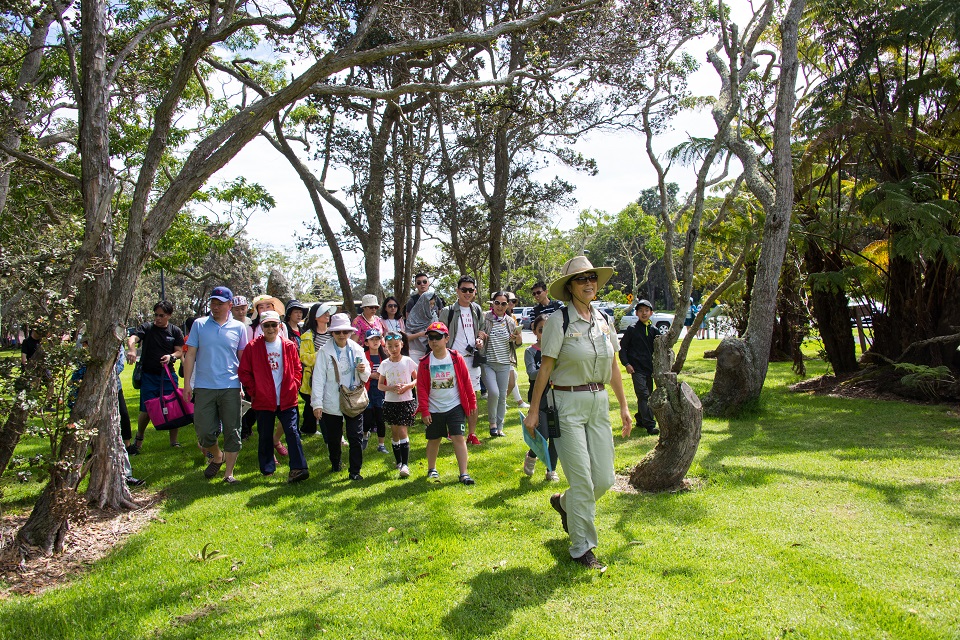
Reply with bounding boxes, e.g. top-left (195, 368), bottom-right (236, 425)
top-left (116, 256), bottom-right (665, 570)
